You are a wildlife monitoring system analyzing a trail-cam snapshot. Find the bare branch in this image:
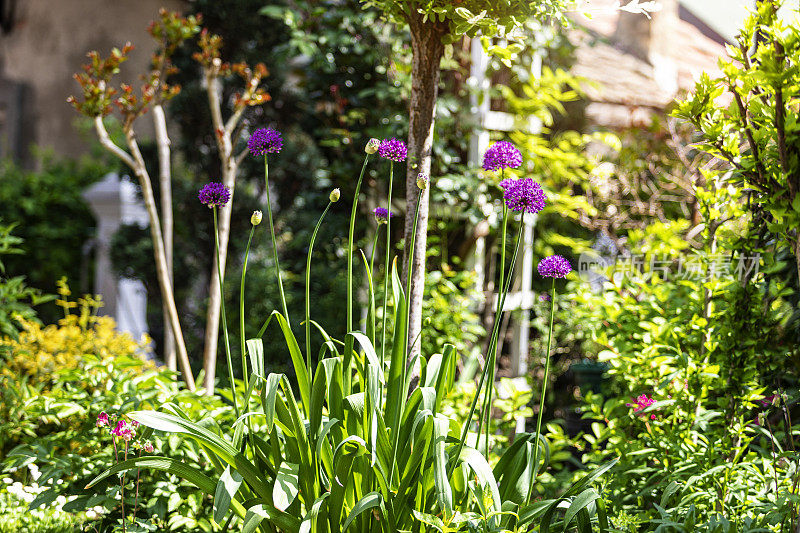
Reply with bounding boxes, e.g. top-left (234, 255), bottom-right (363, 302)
top-left (93, 116), bottom-right (137, 169)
